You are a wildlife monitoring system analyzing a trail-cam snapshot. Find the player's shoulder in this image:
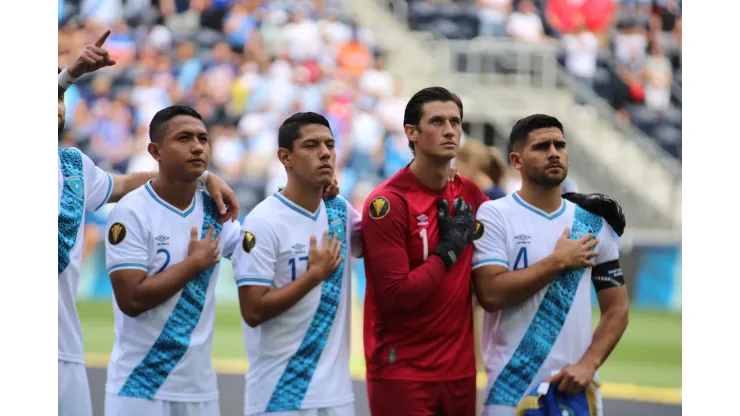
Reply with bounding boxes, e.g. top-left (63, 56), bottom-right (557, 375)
top-left (111, 185), bottom-right (150, 214)
top-left (243, 196), bottom-right (281, 227)
top-left (479, 193), bottom-right (516, 215)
